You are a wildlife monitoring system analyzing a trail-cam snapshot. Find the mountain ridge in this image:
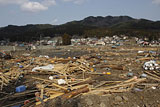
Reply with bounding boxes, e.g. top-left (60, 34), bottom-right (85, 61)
top-left (0, 15), bottom-right (160, 42)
